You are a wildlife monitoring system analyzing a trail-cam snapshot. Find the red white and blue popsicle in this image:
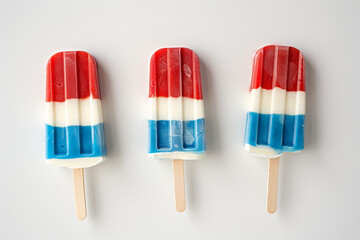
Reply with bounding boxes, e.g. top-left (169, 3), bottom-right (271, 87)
top-left (46, 51), bottom-right (106, 220)
top-left (46, 51), bottom-right (106, 168)
top-left (148, 48), bottom-right (206, 212)
top-left (244, 45), bottom-right (306, 213)
top-left (245, 45), bottom-right (305, 158)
